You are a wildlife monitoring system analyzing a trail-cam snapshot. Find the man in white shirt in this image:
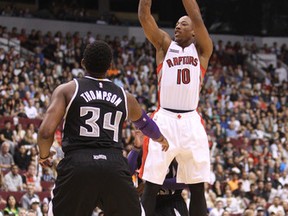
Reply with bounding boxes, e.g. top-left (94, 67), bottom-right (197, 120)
top-left (275, 62), bottom-right (288, 84)
top-left (267, 196), bottom-right (285, 216)
top-left (24, 99), bottom-right (39, 119)
top-left (209, 199), bottom-right (224, 216)
top-left (4, 164), bottom-right (23, 191)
